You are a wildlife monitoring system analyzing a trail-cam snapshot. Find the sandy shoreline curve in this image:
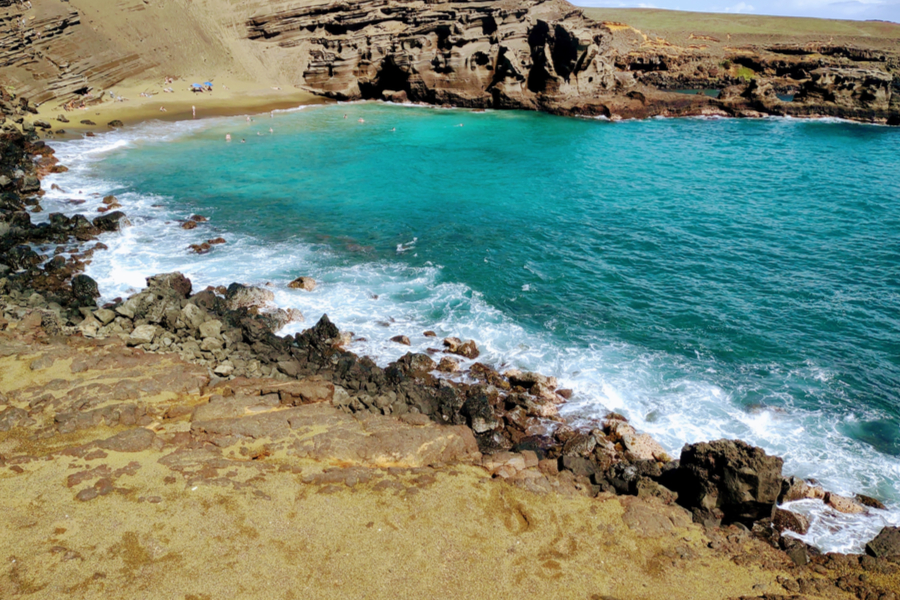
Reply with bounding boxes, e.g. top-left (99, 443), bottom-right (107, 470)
top-left (36, 83), bottom-right (332, 139)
